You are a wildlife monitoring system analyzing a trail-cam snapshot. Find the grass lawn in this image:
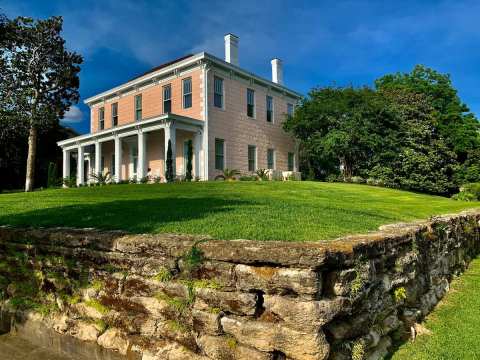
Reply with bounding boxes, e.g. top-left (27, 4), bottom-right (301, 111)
top-left (391, 257), bottom-right (480, 360)
top-left (0, 182), bottom-right (478, 241)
